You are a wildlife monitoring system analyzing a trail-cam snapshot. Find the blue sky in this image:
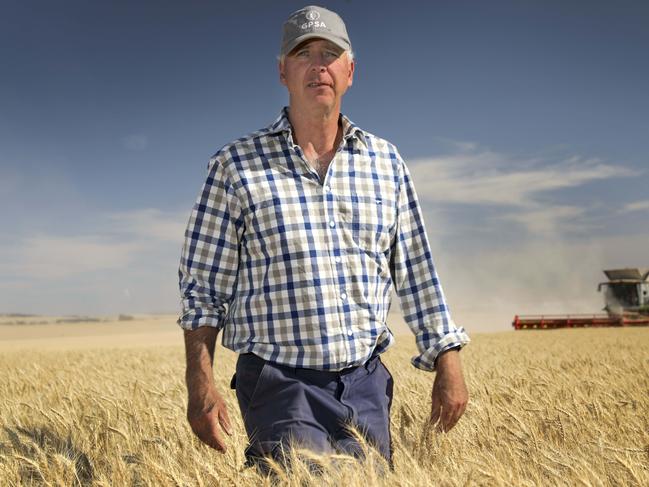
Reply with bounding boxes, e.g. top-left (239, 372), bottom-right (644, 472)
top-left (1, 0), bottom-right (647, 331)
